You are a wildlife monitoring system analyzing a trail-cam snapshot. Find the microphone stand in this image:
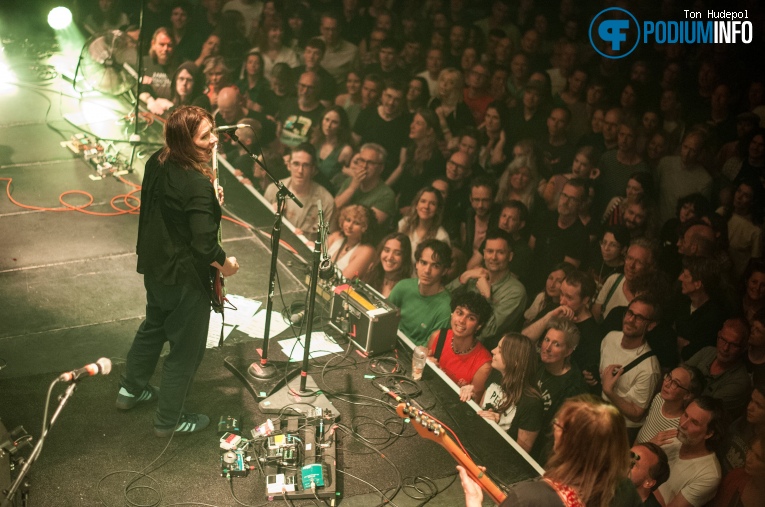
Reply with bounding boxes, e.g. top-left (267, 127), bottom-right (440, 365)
top-left (258, 225), bottom-right (335, 415)
top-left (222, 131), bottom-right (303, 399)
top-left (1, 382), bottom-right (77, 507)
